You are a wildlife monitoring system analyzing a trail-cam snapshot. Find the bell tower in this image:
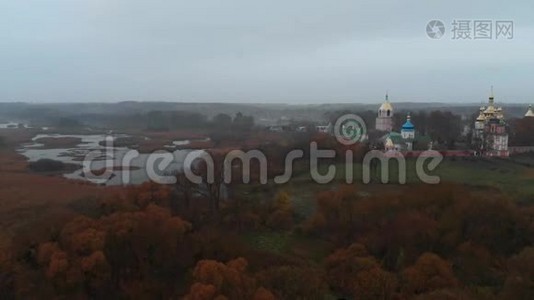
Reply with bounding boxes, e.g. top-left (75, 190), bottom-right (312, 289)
top-left (375, 93), bottom-right (394, 132)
